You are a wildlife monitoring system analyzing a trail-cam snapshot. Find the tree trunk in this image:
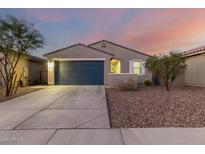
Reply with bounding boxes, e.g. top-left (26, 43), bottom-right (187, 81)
top-left (5, 84), bottom-right (11, 97)
top-left (164, 79), bottom-right (170, 92)
top-left (14, 73), bottom-right (23, 95)
top-left (10, 73), bottom-right (17, 96)
top-left (165, 85), bottom-right (170, 92)
top-left (5, 88), bottom-right (10, 97)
